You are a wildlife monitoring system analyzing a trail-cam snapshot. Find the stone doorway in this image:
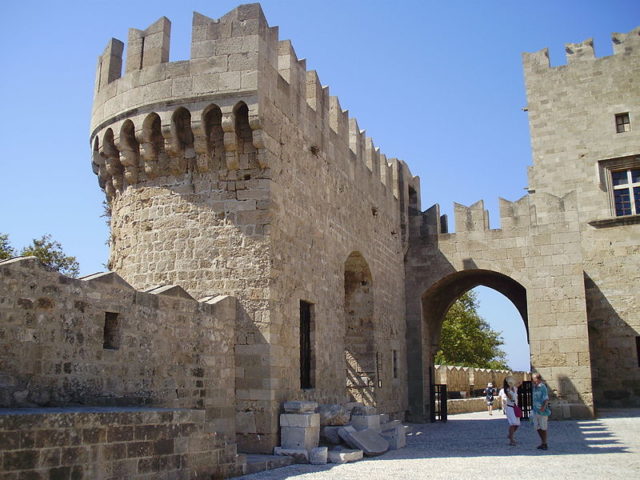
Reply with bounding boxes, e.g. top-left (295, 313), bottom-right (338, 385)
top-left (344, 252), bottom-right (376, 406)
